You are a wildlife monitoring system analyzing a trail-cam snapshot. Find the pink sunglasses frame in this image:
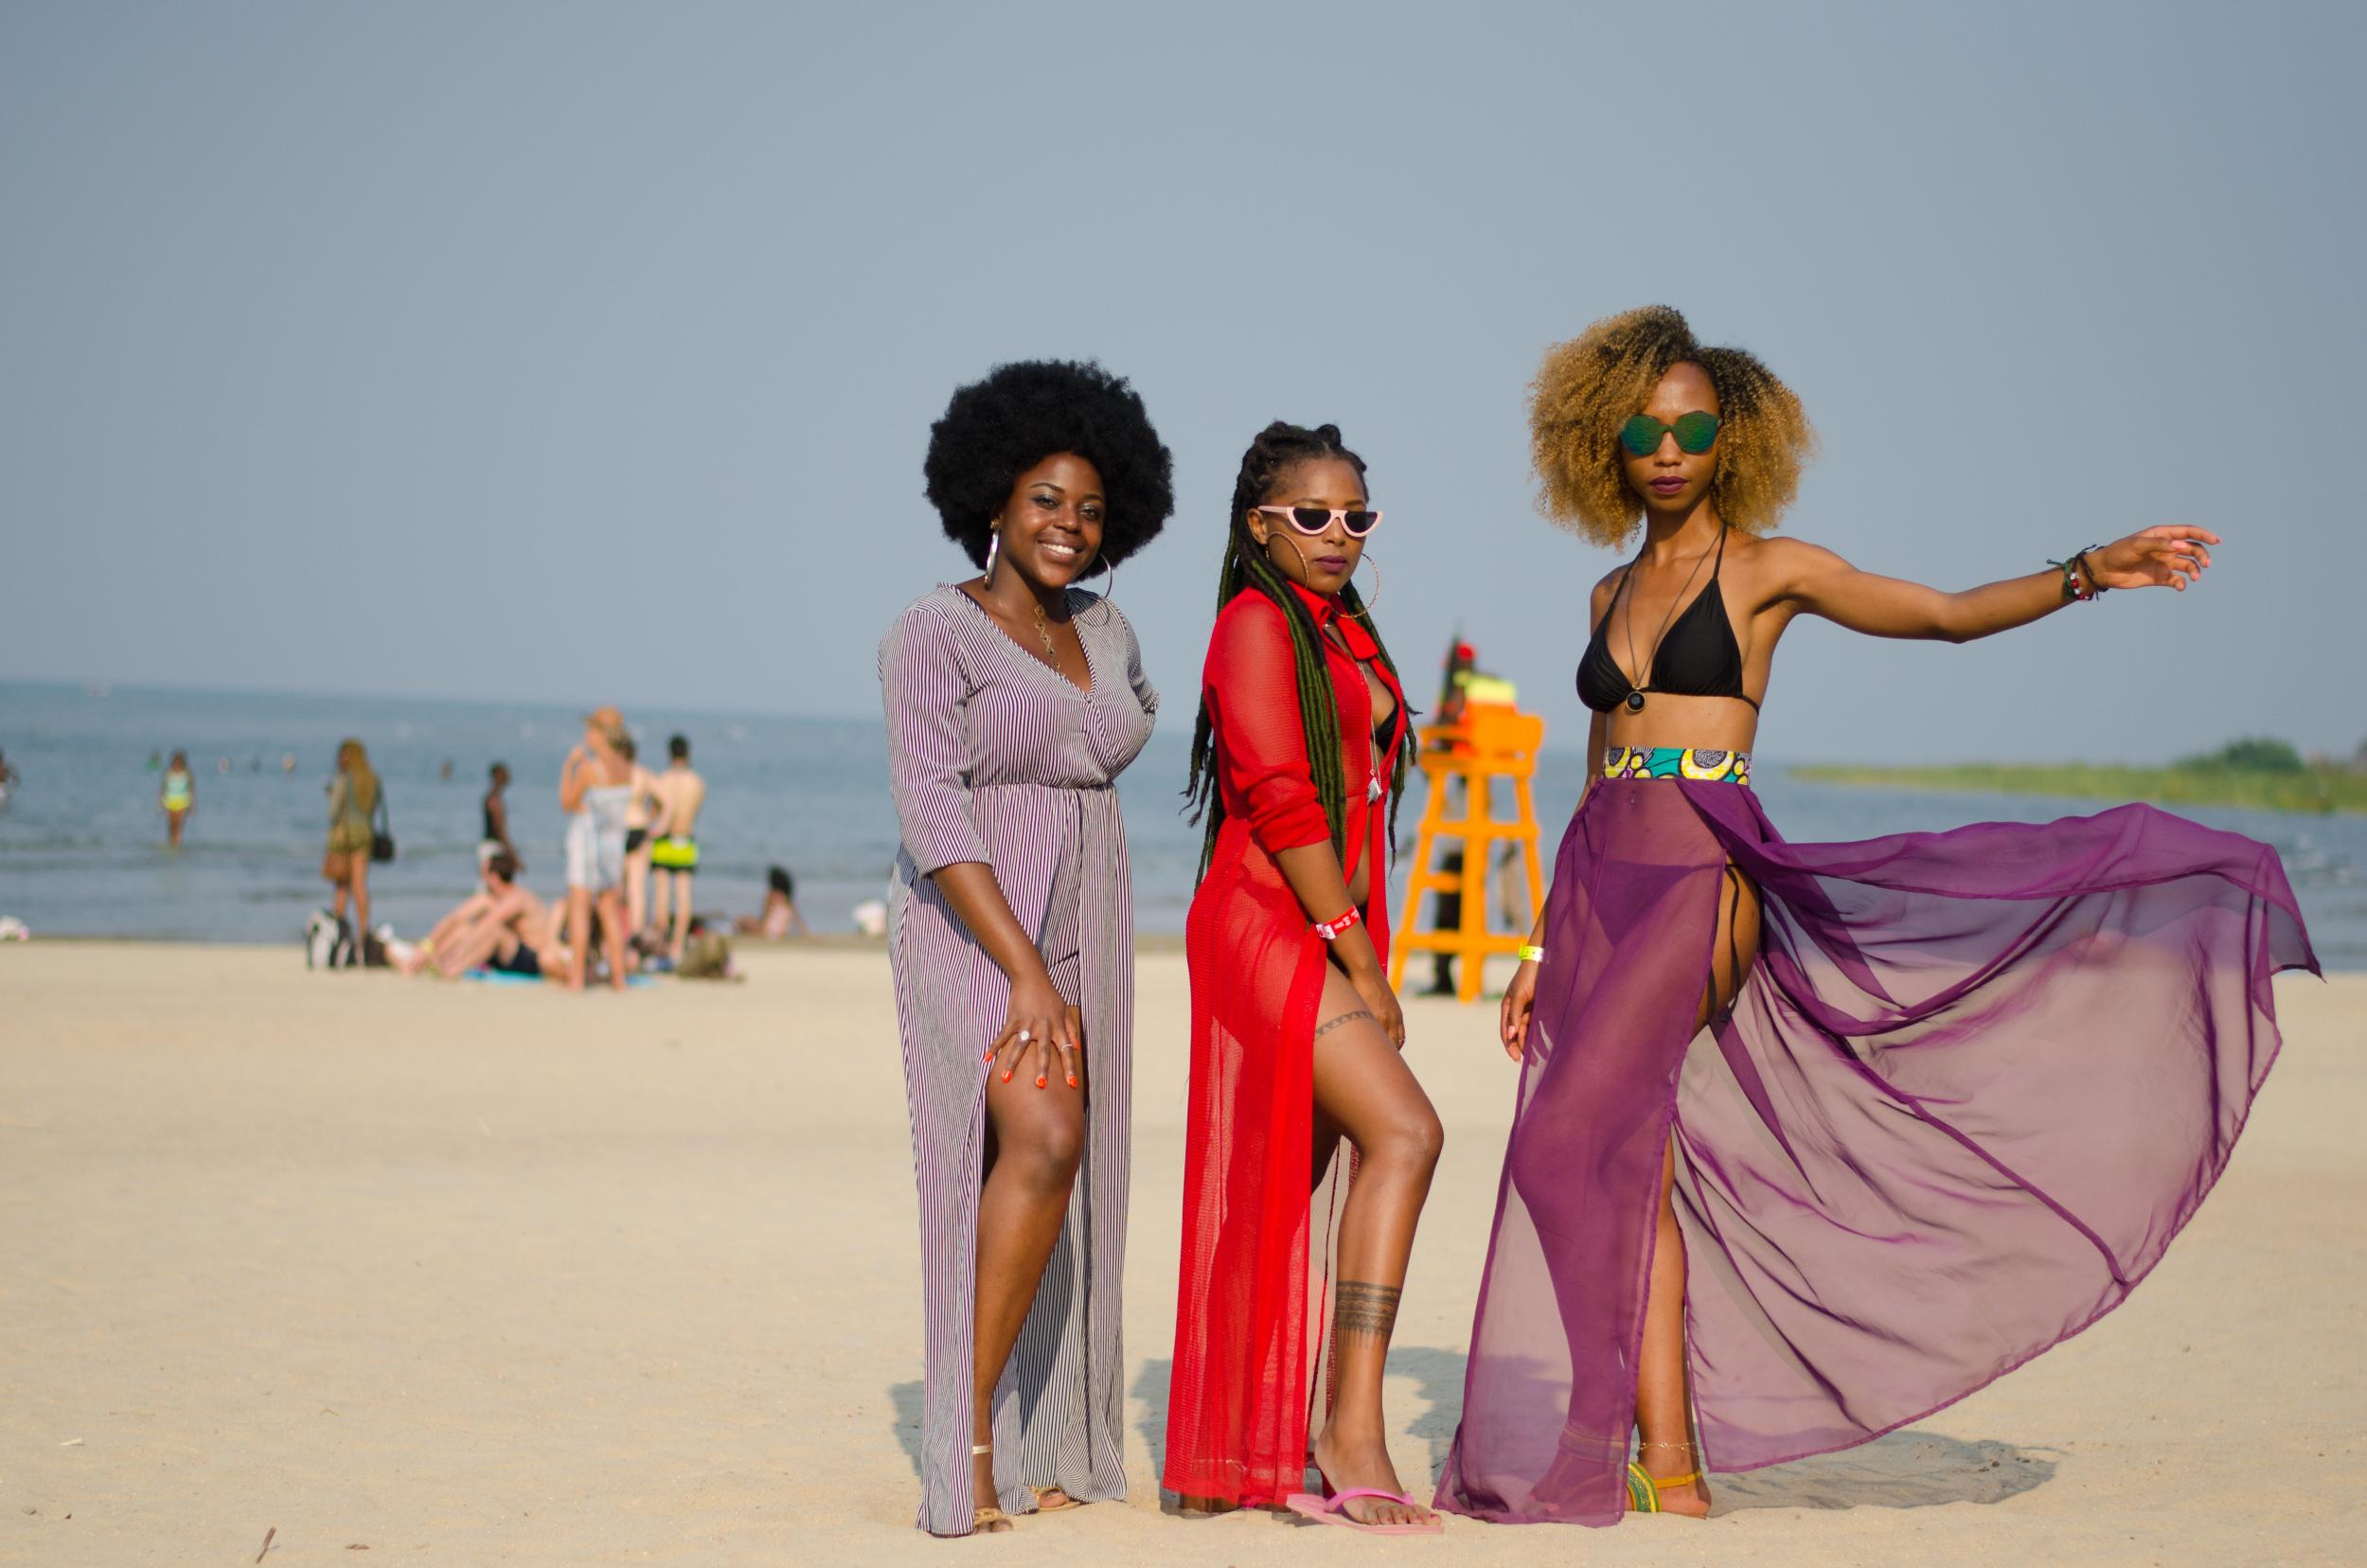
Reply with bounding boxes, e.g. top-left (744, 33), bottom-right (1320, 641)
top-left (1253, 505), bottom-right (1384, 538)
